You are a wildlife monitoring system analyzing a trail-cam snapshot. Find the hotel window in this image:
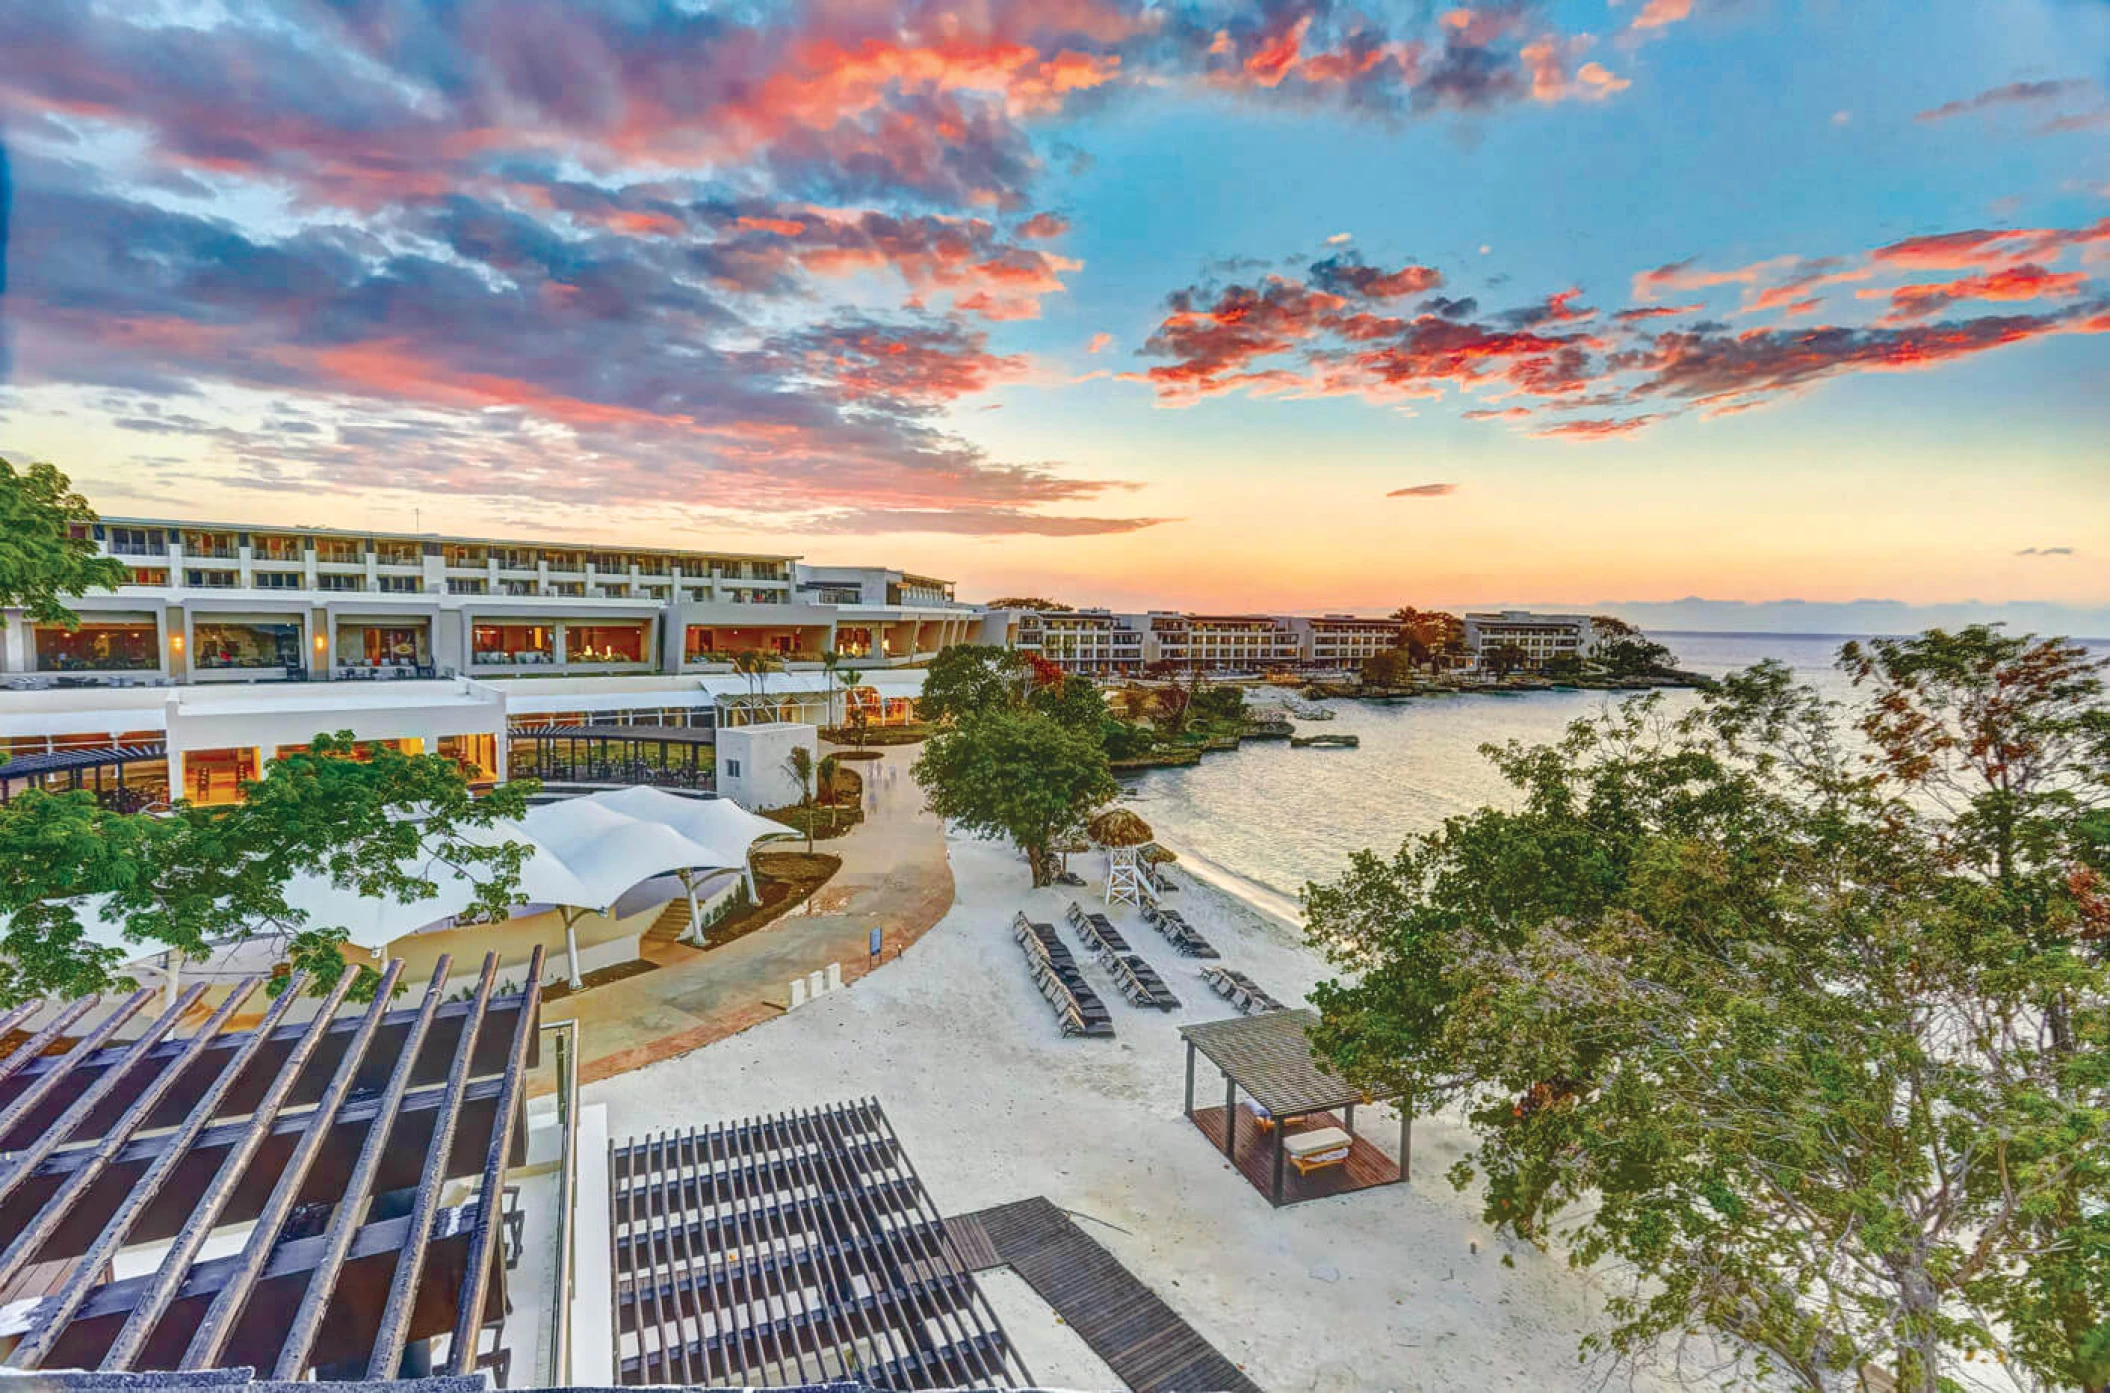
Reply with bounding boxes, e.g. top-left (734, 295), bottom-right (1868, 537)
top-left (255, 571), bottom-right (304, 589)
top-left (185, 569), bottom-right (237, 588)
top-left (317, 573), bottom-right (361, 591)
top-left (315, 540), bottom-right (363, 563)
top-left (567, 624), bottom-right (646, 664)
top-left (33, 621), bottom-right (159, 672)
top-left (194, 622), bottom-right (301, 670)
top-left (549, 582), bottom-right (584, 597)
top-left (129, 568), bottom-right (169, 586)
top-left (684, 627), bottom-right (717, 660)
top-left (473, 623), bottom-right (554, 664)
top-left (448, 578), bottom-right (488, 594)
top-left (374, 542), bottom-right (420, 565)
top-left (252, 535), bottom-right (305, 561)
top-left (377, 575), bottom-right (422, 593)
top-left (109, 526), bottom-right (165, 558)
top-left (501, 580), bottom-right (536, 596)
